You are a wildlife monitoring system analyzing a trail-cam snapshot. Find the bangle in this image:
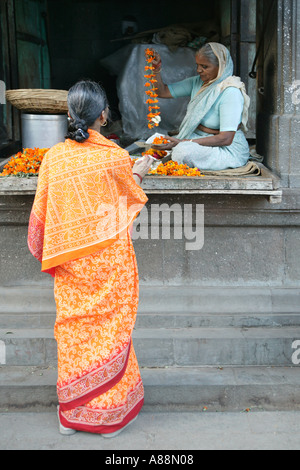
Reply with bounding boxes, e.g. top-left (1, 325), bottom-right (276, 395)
top-left (153, 61), bottom-right (162, 74)
top-left (133, 172), bottom-right (143, 183)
